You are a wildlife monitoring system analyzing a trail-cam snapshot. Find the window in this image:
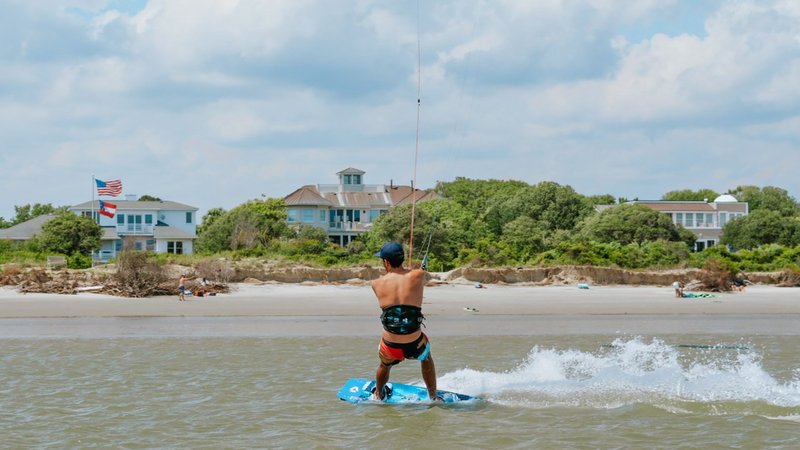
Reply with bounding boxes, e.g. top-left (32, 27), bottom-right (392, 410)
top-left (319, 210), bottom-right (326, 222)
top-left (706, 213), bottom-right (713, 226)
top-left (287, 209), bottom-right (298, 222)
top-left (354, 210), bottom-right (361, 222)
top-left (186, 212), bottom-right (192, 224)
top-left (167, 241), bottom-right (184, 255)
top-left (353, 175), bottom-right (361, 184)
top-left (344, 174), bottom-right (352, 184)
top-left (369, 210), bottom-right (381, 221)
top-left (146, 240), bottom-right (156, 251)
top-left (117, 214), bottom-right (125, 225)
top-left (720, 212), bottom-right (728, 226)
top-left (685, 213), bottom-right (693, 227)
top-left (145, 214), bottom-right (153, 225)
top-left (302, 209), bottom-right (314, 223)
top-left (676, 213), bottom-right (683, 225)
